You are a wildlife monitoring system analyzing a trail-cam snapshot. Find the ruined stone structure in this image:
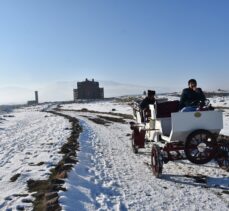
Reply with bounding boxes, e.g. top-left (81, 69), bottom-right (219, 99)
top-left (27, 91), bottom-right (39, 105)
top-left (73, 79), bottom-right (104, 100)
top-left (35, 91), bottom-right (38, 104)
